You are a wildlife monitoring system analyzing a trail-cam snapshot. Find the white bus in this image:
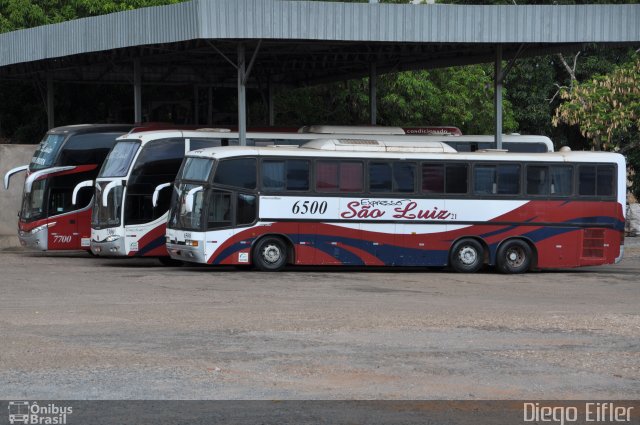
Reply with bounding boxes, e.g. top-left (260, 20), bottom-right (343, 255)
top-left (90, 128), bottom-right (554, 264)
top-left (165, 139), bottom-right (625, 273)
